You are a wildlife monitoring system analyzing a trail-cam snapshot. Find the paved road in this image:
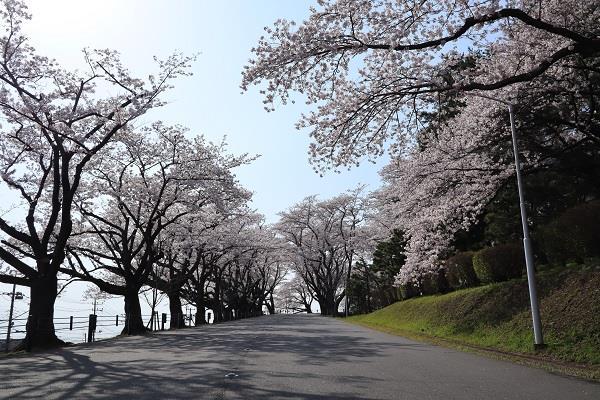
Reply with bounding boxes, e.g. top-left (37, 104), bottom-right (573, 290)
top-left (1, 314), bottom-right (599, 399)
